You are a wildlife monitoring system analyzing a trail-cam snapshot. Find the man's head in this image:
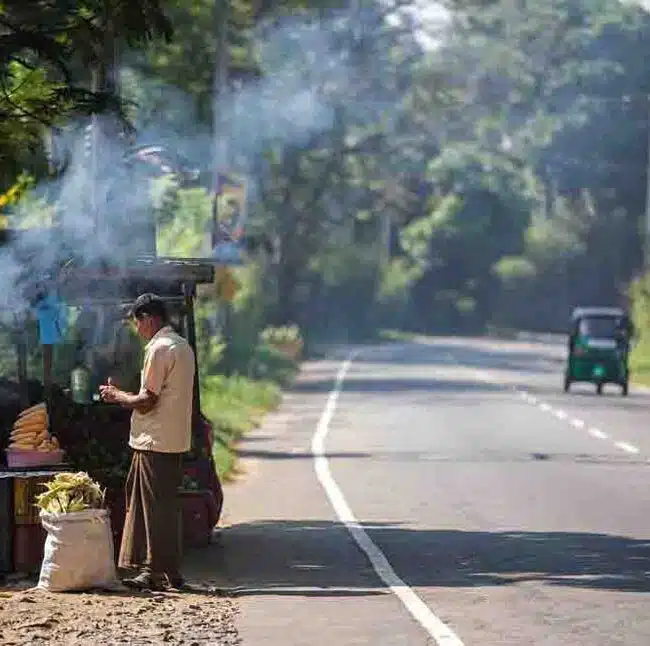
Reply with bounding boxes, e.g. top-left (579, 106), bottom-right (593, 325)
top-left (129, 293), bottom-right (168, 341)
